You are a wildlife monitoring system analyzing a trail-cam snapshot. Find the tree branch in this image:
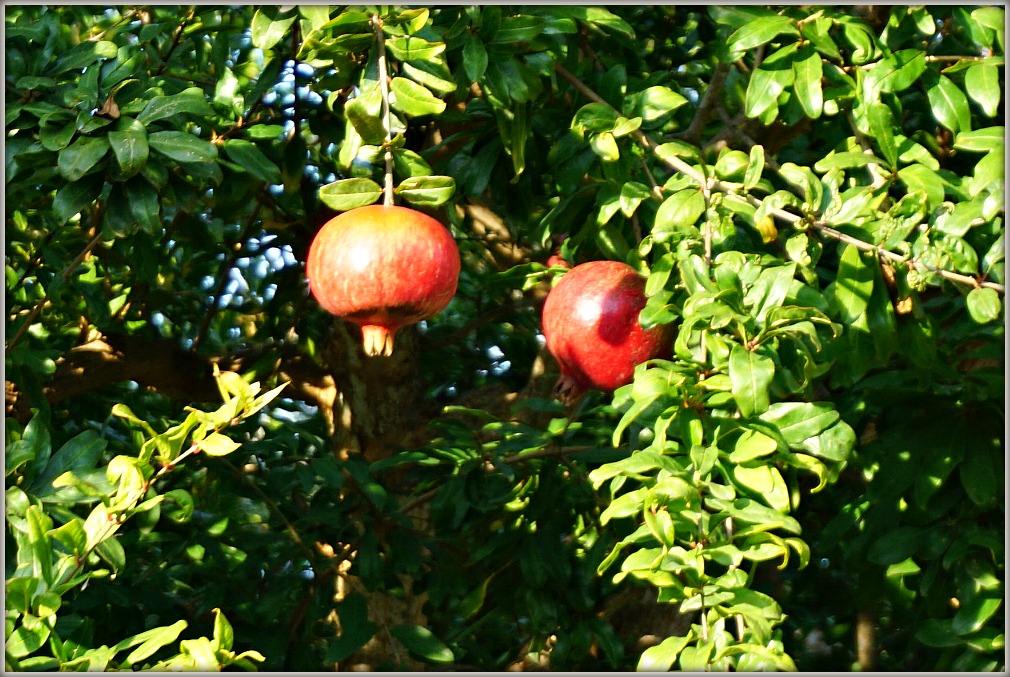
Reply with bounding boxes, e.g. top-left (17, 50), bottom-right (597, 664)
top-left (5, 332), bottom-right (336, 426)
